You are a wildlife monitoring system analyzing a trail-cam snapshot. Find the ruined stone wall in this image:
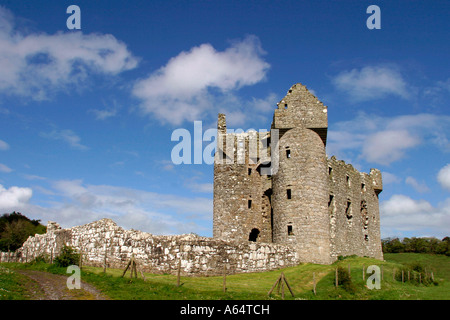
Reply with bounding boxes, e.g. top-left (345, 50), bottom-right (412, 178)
top-left (213, 116), bottom-right (272, 243)
top-left (213, 163), bottom-right (271, 243)
top-left (327, 157), bottom-right (383, 260)
top-left (212, 83), bottom-right (384, 266)
top-left (6, 219), bottom-right (299, 276)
